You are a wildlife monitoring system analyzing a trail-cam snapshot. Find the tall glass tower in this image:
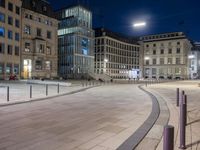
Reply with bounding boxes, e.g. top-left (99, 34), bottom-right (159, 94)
top-left (56, 5), bottom-right (94, 79)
